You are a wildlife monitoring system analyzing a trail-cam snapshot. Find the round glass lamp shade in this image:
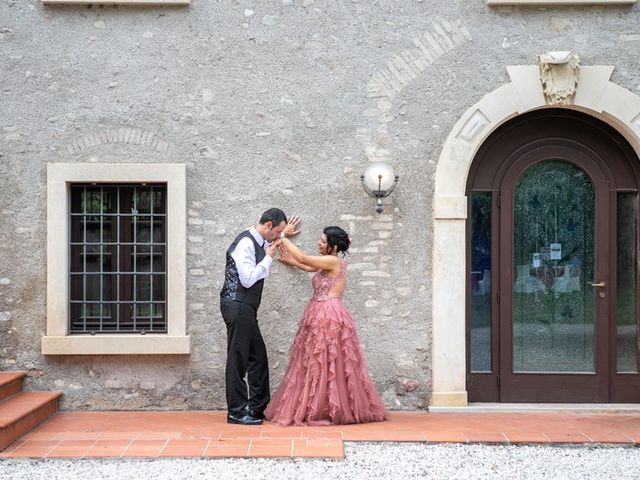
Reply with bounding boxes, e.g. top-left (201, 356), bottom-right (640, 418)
top-left (362, 161), bottom-right (396, 193)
